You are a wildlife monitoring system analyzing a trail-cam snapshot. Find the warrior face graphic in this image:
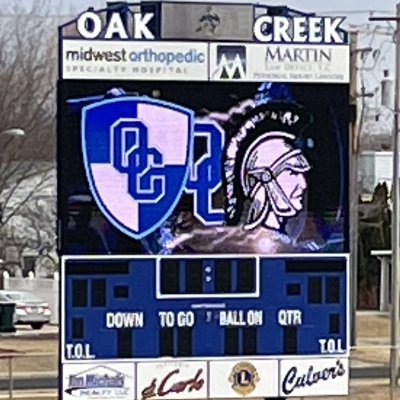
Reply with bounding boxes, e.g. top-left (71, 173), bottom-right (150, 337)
top-left (240, 131), bottom-right (310, 231)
